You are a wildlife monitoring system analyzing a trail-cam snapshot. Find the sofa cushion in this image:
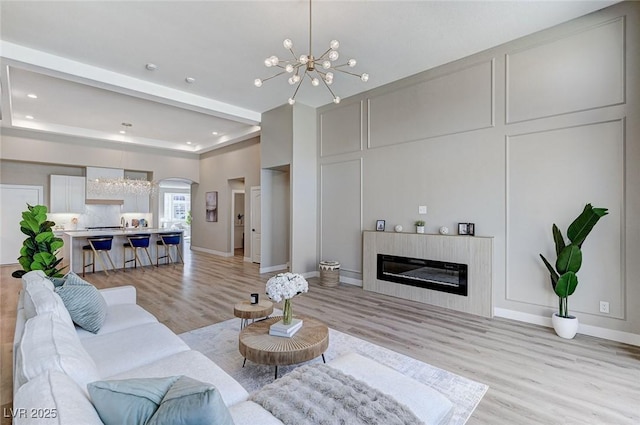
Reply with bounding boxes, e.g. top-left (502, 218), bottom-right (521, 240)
top-left (88, 376), bottom-right (178, 425)
top-left (76, 303), bottom-right (159, 339)
top-left (229, 401), bottom-right (285, 425)
top-left (328, 352), bottom-right (454, 425)
top-left (88, 375), bottom-right (234, 425)
top-left (81, 322), bottom-right (190, 378)
top-left (22, 278), bottom-right (73, 327)
top-left (16, 312), bottom-right (100, 392)
top-left (13, 371), bottom-right (103, 425)
top-left (54, 273), bottom-right (107, 333)
top-left (108, 350), bottom-right (249, 407)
